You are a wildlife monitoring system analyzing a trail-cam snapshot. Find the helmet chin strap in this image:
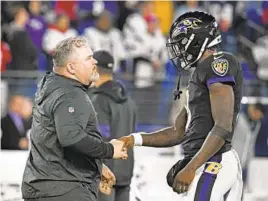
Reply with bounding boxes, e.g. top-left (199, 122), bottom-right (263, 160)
top-left (173, 73), bottom-right (183, 100)
top-left (170, 59), bottom-right (183, 100)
